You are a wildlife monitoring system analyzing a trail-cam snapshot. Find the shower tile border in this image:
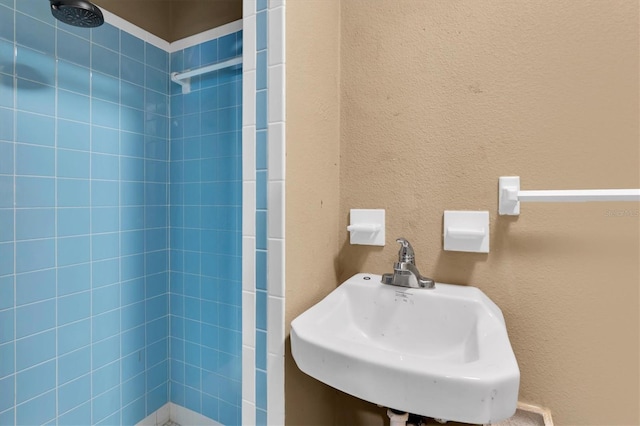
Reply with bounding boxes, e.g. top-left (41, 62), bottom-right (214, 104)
top-left (242, 0), bottom-right (286, 424)
top-left (241, 0), bottom-right (259, 423)
top-left (265, 0), bottom-right (285, 423)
